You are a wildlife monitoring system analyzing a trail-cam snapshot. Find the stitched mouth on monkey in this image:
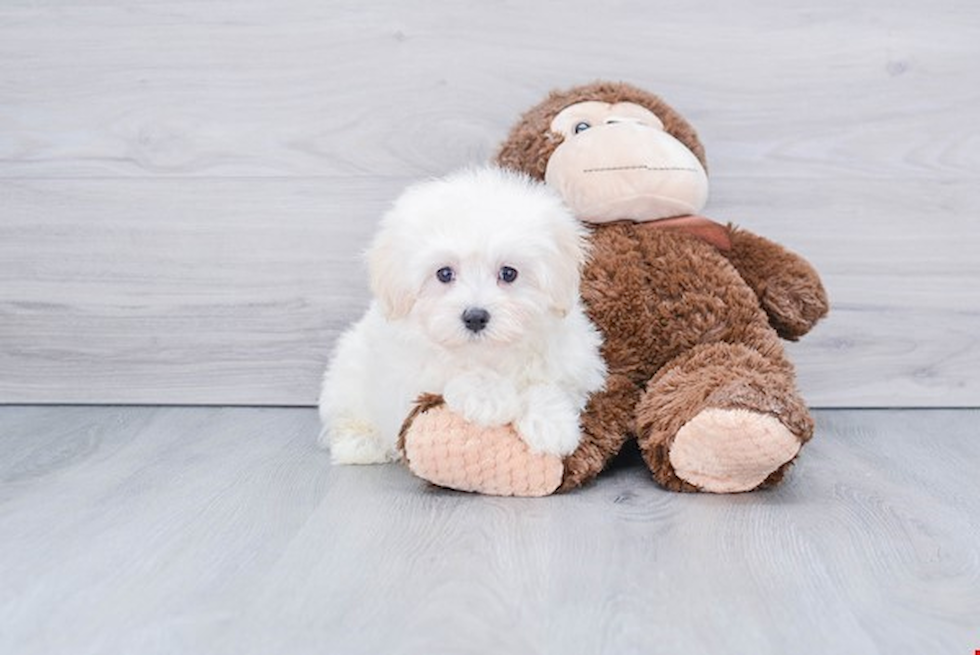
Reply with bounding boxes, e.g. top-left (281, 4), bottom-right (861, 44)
top-left (582, 165), bottom-right (702, 174)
